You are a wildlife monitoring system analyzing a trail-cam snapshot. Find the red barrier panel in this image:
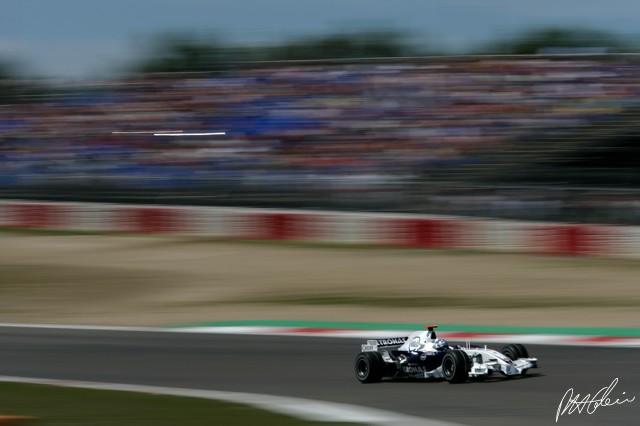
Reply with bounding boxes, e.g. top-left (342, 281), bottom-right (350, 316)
top-left (7, 203), bottom-right (67, 228)
top-left (384, 218), bottom-right (462, 248)
top-left (117, 207), bottom-right (186, 233)
top-left (252, 213), bottom-right (314, 240)
top-left (529, 225), bottom-right (612, 255)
